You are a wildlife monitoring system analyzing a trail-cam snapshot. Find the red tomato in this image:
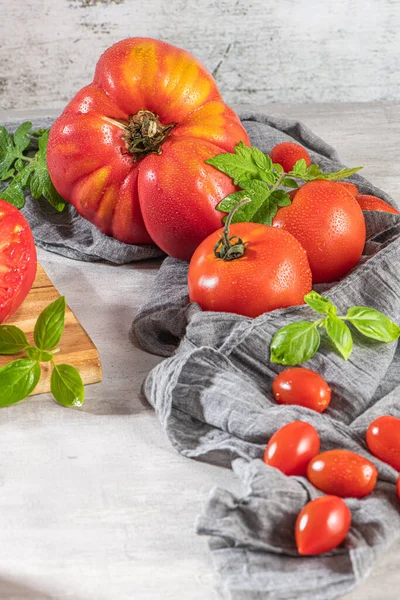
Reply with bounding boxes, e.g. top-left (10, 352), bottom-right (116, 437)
top-left (273, 180), bottom-right (366, 283)
top-left (338, 182), bottom-right (358, 196)
top-left (397, 477), bottom-right (400, 500)
top-left (188, 222), bottom-right (312, 318)
top-left (47, 38), bottom-right (249, 259)
top-left (263, 421), bottom-right (320, 476)
top-left (295, 495), bottom-right (351, 555)
top-left (356, 194), bottom-right (399, 215)
top-left (270, 142), bottom-right (311, 172)
top-left (307, 450), bottom-right (377, 498)
top-left (0, 199), bottom-right (37, 323)
top-left (272, 368), bottom-right (331, 413)
top-left (366, 416), bottom-right (400, 470)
